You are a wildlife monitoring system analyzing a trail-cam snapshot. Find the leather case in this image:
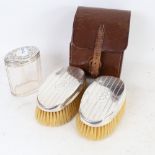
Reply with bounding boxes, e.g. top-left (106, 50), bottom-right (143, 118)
top-left (70, 6), bottom-right (131, 77)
